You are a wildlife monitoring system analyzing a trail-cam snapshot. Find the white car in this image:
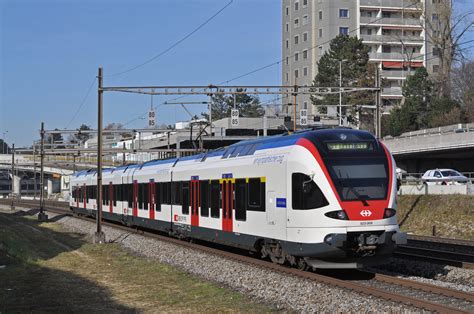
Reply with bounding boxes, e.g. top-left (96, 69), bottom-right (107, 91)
top-left (421, 169), bottom-right (469, 185)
